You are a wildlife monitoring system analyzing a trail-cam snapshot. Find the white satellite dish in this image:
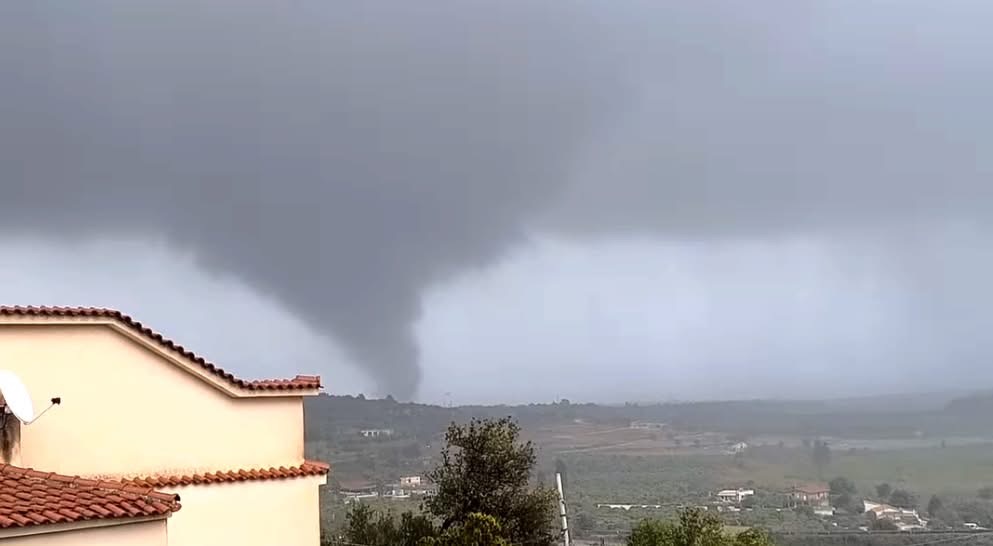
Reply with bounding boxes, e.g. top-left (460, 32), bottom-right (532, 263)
top-left (0, 370), bottom-right (35, 423)
top-left (0, 370), bottom-right (59, 426)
